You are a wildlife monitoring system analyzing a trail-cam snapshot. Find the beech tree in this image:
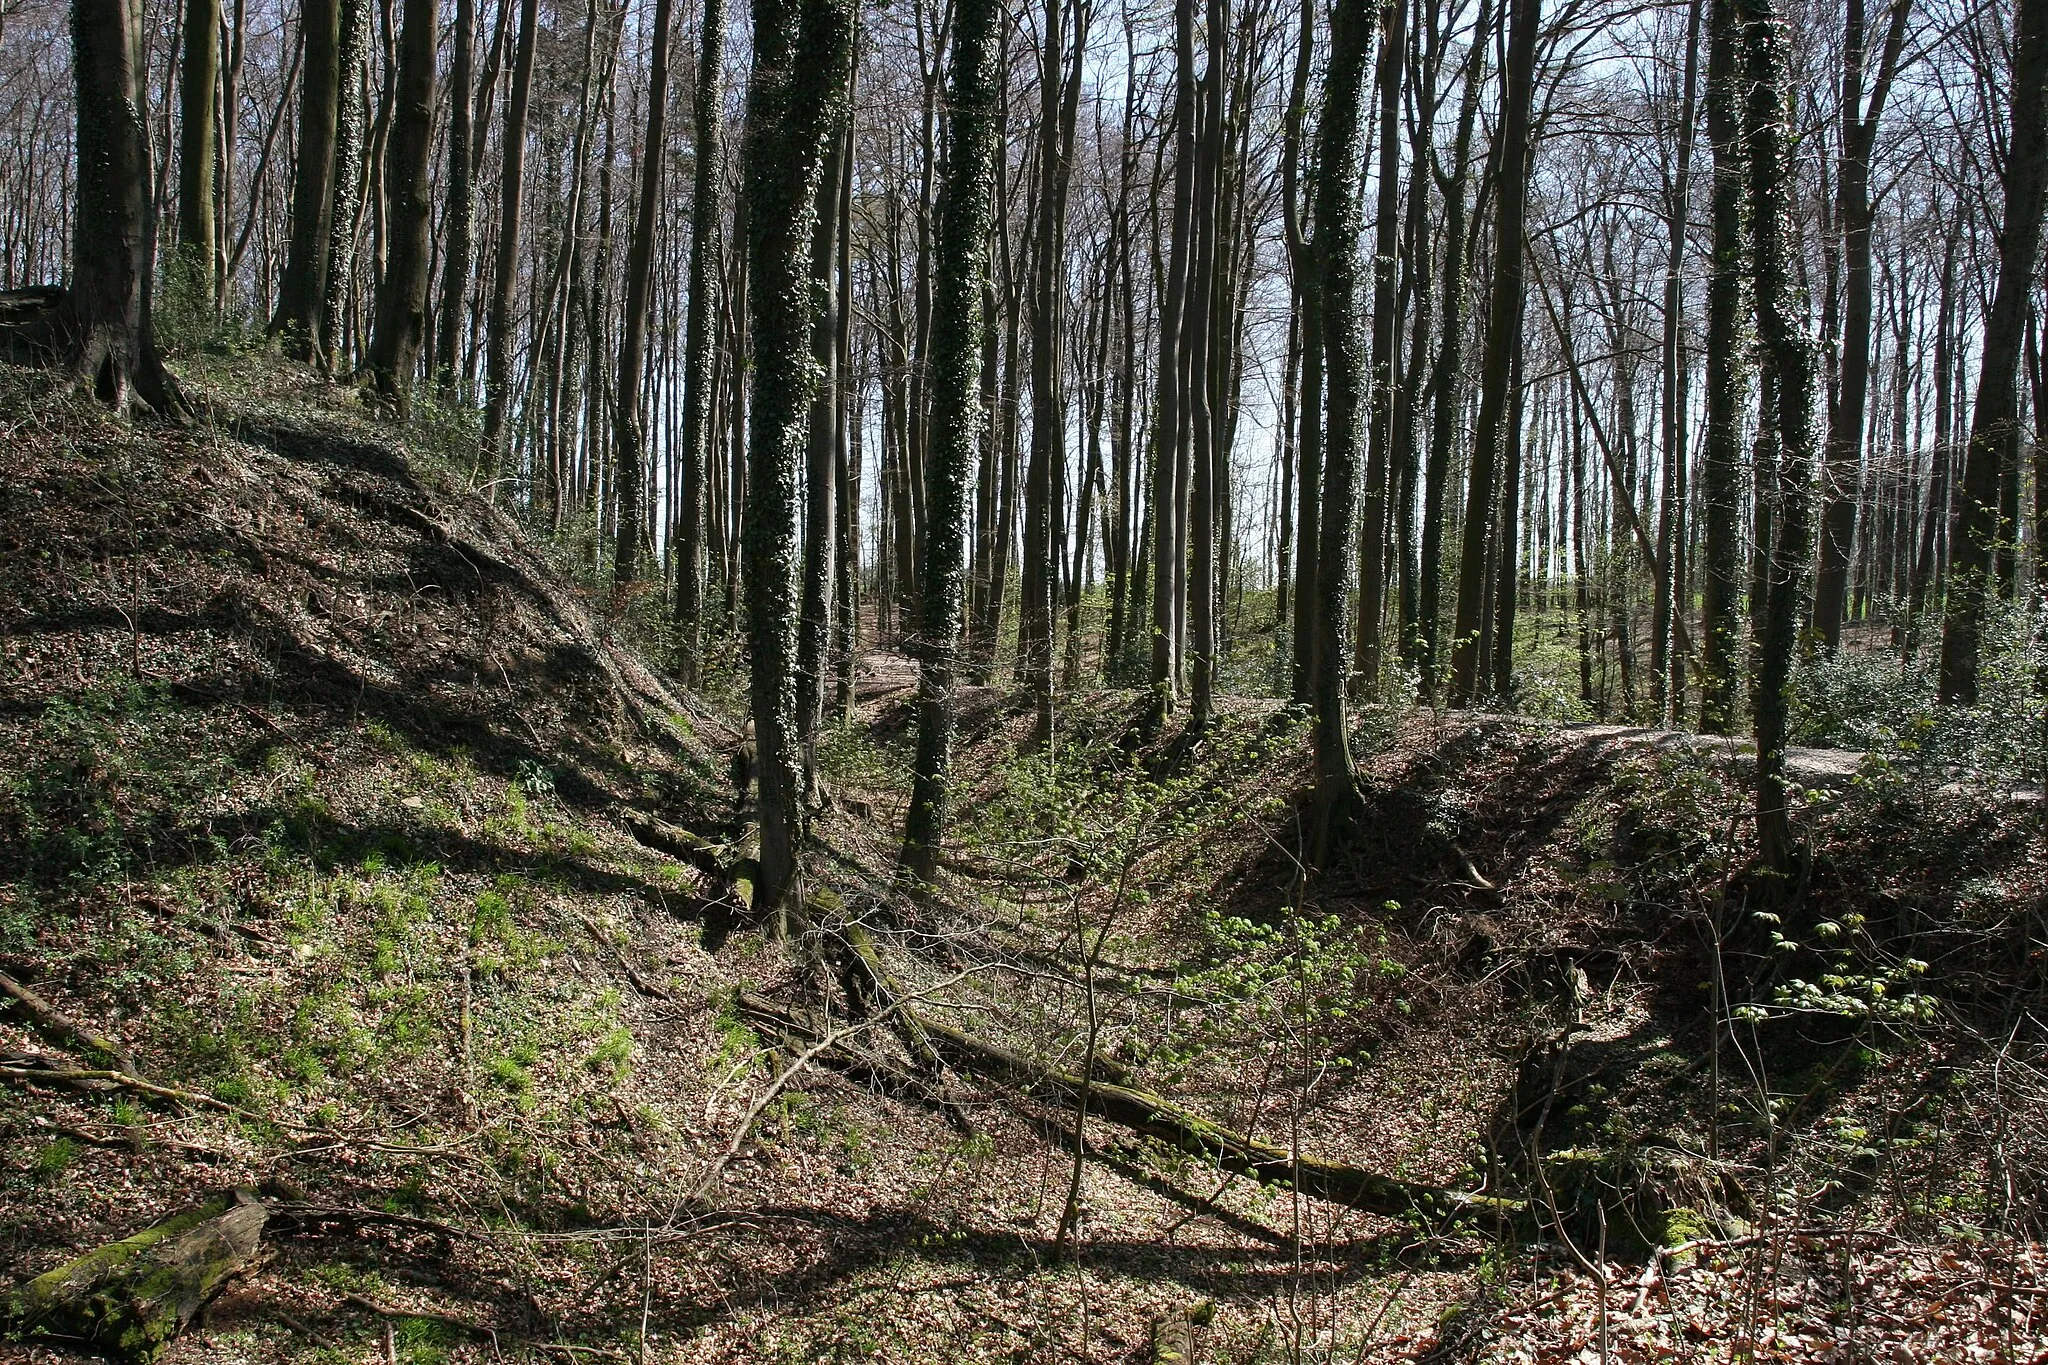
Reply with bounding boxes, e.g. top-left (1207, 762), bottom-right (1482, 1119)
top-left (742, 0), bottom-right (856, 918)
top-left (364, 0), bottom-right (435, 409)
top-left (902, 0), bottom-right (1003, 884)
